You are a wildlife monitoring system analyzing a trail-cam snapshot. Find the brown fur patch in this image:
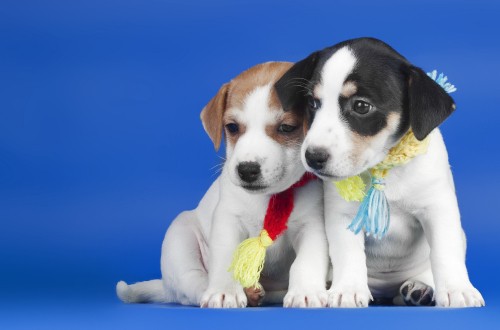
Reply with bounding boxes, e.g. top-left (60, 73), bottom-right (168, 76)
top-left (222, 114), bottom-right (246, 147)
top-left (227, 62), bottom-right (293, 110)
top-left (313, 84), bottom-right (323, 99)
top-left (303, 114), bottom-right (310, 136)
top-left (341, 81), bottom-right (358, 98)
top-left (350, 112), bottom-right (401, 165)
top-left (265, 111), bottom-right (304, 146)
